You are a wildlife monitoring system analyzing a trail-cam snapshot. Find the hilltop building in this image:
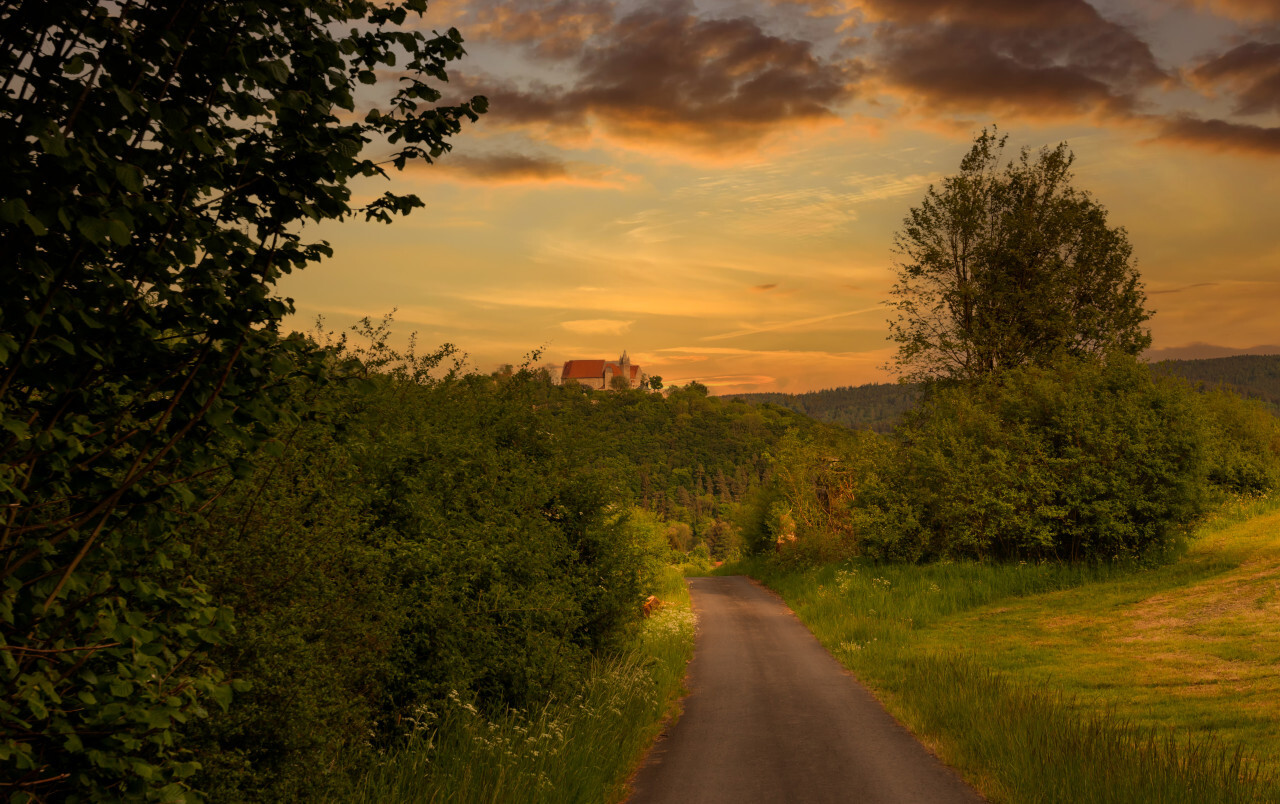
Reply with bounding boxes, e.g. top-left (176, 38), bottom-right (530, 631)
top-left (560, 351), bottom-right (646, 390)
